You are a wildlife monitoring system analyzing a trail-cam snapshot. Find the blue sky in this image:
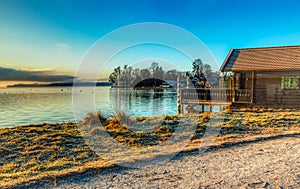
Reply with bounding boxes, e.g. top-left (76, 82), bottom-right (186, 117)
top-left (1, 0), bottom-right (300, 85)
